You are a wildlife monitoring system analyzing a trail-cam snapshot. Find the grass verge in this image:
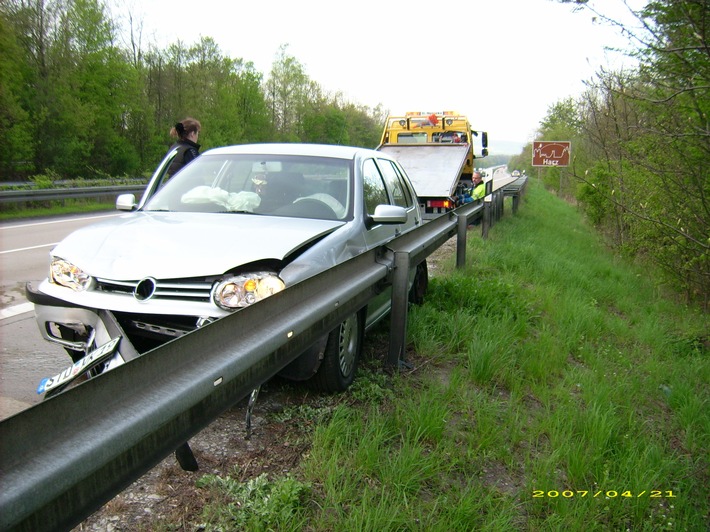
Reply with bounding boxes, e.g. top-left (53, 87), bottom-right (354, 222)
top-left (0, 200), bottom-right (115, 221)
top-left (180, 180), bottom-right (710, 530)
